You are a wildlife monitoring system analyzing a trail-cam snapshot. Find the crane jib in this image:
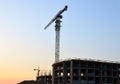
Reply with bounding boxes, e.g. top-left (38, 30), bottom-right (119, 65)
top-left (44, 5), bottom-right (68, 30)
